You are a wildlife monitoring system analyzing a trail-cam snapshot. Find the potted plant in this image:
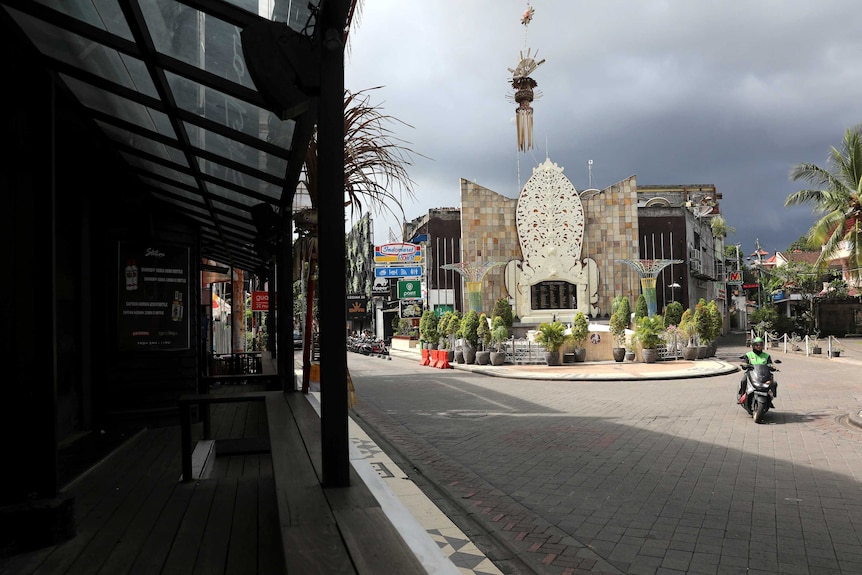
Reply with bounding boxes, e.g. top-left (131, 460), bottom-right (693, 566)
top-left (492, 298), bottom-right (514, 331)
top-left (612, 295), bottom-right (632, 325)
top-left (809, 330), bottom-right (821, 354)
top-left (489, 316), bottom-right (509, 366)
top-left (609, 295), bottom-right (632, 362)
top-left (706, 300), bottom-right (722, 356)
top-left (663, 324), bottom-right (683, 360)
top-left (460, 309), bottom-right (480, 364)
top-left (436, 311), bottom-right (451, 356)
top-left (454, 323), bottom-right (466, 364)
top-left (624, 338), bottom-right (637, 362)
top-left (634, 315), bottom-right (665, 363)
top-left (570, 311), bottom-right (589, 362)
top-left (447, 312), bottom-right (462, 361)
top-left (693, 299), bottom-right (711, 359)
top-left (419, 310), bottom-right (439, 350)
top-left (534, 321), bottom-right (571, 366)
top-left (476, 313), bottom-right (492, 365)
top-left (663, 301), bottom-right (684, 330)
top-left (679, 309), bottom-right (699, 360)
top-left (827, 336), bottom-right (844, 357)
top-left (609, 311), bottom-right (629, 362)
top-left (634, 293), bottom-right (648, 323)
